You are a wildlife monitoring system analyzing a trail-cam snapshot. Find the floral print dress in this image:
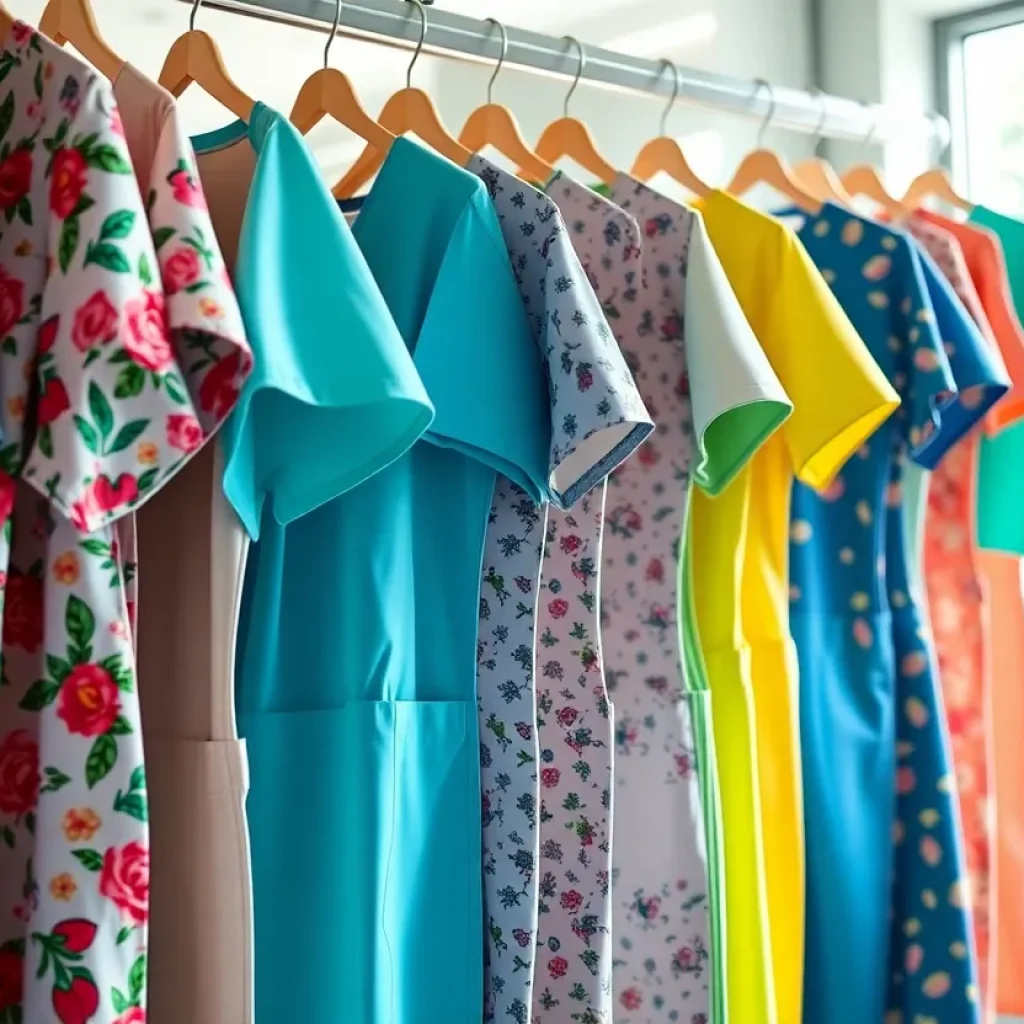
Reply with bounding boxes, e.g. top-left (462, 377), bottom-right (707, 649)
top-left (0, 24), bottom-right (250, 1024)
top-left (788, 203), bottom-right (1005, 1024)
top-left (469, 156), bottom-right (652, 1024)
